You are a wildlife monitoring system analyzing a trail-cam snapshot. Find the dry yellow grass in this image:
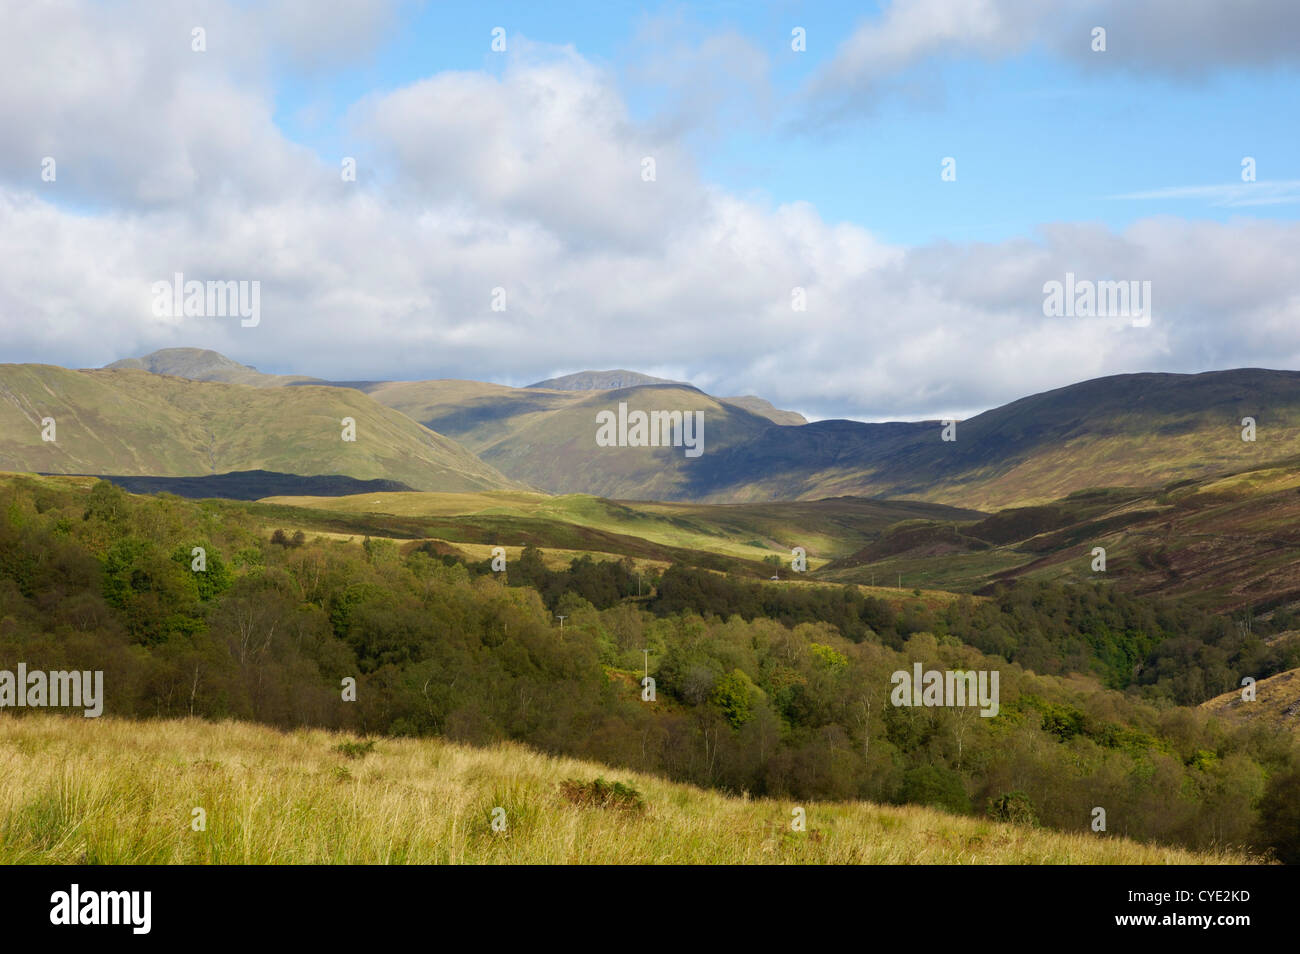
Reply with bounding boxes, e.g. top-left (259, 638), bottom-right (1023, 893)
top-left (1201, 667), bottom-right (1300, 734)
top-left (0, 716), bottom-right (1253, 865)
